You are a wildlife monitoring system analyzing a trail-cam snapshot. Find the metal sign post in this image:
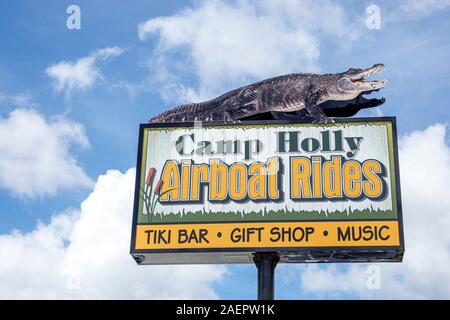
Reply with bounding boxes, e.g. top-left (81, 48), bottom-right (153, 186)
top-left (253, 252), bottom-right (279, 300)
